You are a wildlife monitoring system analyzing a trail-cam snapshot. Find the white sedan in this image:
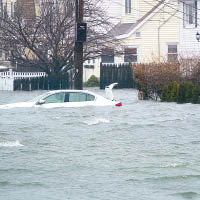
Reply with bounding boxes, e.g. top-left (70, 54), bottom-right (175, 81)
top-left (0, 83), bottom-right (122, 109)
